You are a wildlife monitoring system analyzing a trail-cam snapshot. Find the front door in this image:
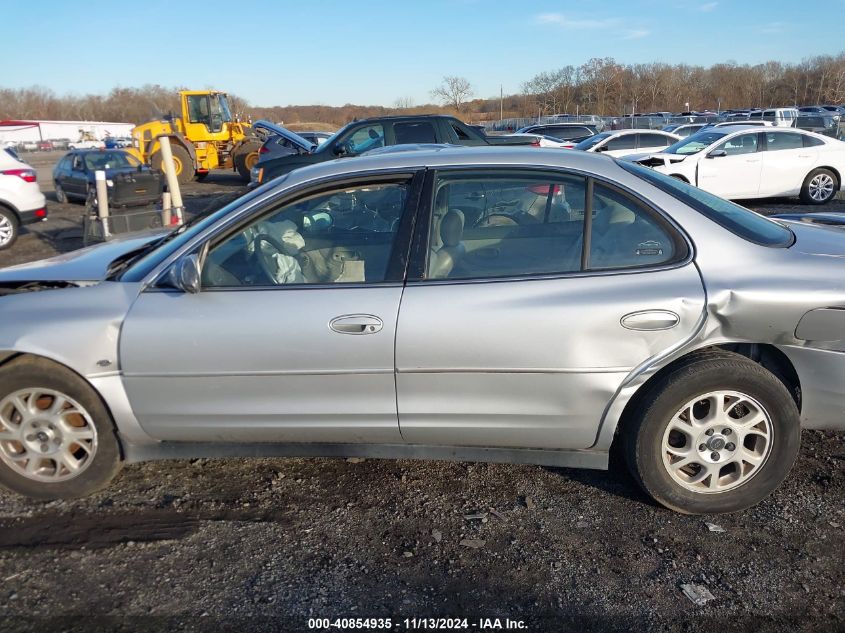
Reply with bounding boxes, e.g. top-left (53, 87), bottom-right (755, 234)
top-left (396, 169), bottom-right (706, 450)
top-left (119, 175), bottom-right (419, 443)
top-left (698, 132), bottom-right (763, 199)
